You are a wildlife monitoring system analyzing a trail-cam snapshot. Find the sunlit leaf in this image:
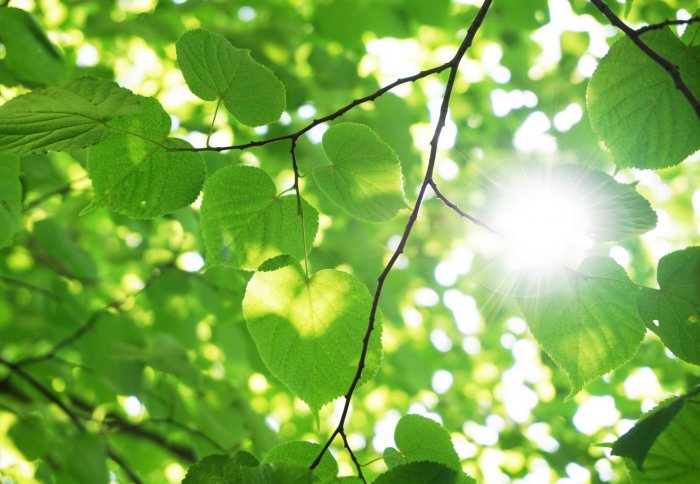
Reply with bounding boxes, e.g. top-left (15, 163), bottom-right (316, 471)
top-left (200, 165), bottom-right (318, 270)
top-left (242, 262), bottom-right (382, 411)
top-left (373, 461), bottom-right (475, 484)
top-left (637, 247), bottom-right (700, 365)
top-left (393, 414), bottom-right (460, 471)
top-left (314, 123), bottom-right (407, 222)
top-left (85, 96), bottom-right (205, 218)
top-left (0, 76), bottom-right (140, 154)
top-left (0, 154), bottom-right (21, 248)
top-left (176, 29), bottom-right (286, 126)
top-left (240, 463), bottom-right (313, 483)
top-left (263, 441), bottom-right (338, 481)
top-left (619, 386), bottom-right (700, 481)
top-left (612, 386), bottom-right (700, 470)
top-left (587, 29), bottom-right (700, 169)
top-left (518, 256), bottom-right (646, 395)
top-left (183, 451), bottom-right (259, 483)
